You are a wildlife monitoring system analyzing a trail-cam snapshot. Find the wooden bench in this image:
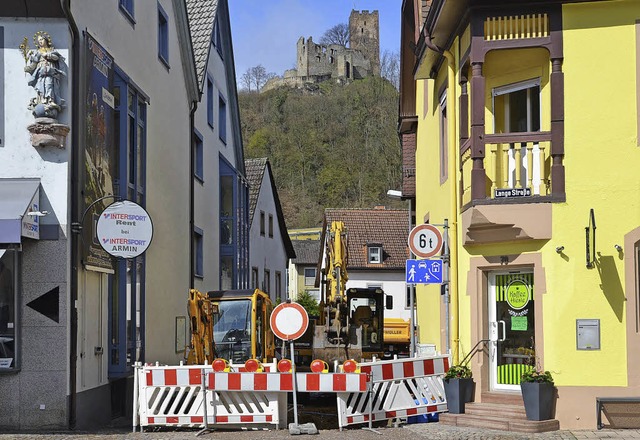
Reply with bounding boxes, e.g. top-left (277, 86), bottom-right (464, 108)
top-left (597, 397), bottom-right (640, 429)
